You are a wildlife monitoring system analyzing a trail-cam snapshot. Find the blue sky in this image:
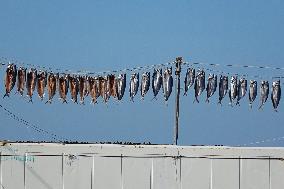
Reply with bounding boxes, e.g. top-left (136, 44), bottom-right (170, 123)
top-left (0, 0), bottom-right (284, 146)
